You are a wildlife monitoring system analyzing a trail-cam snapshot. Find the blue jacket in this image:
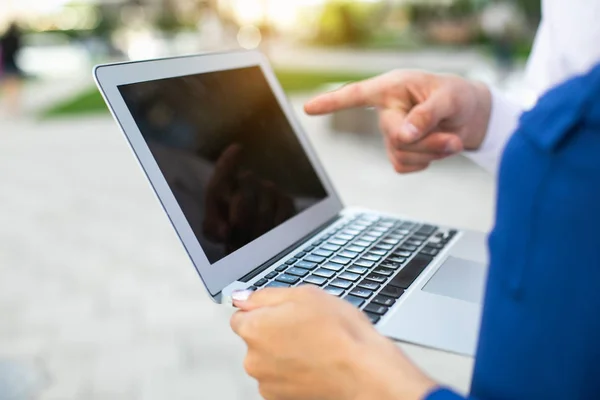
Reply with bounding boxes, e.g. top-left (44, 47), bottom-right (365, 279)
top-left (428, 64), bottom-right (600, 400)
